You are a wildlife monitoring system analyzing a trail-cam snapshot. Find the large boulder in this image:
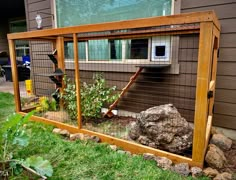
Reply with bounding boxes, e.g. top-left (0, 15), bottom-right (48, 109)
top-left (129, 104), bottom-right (193, 153)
